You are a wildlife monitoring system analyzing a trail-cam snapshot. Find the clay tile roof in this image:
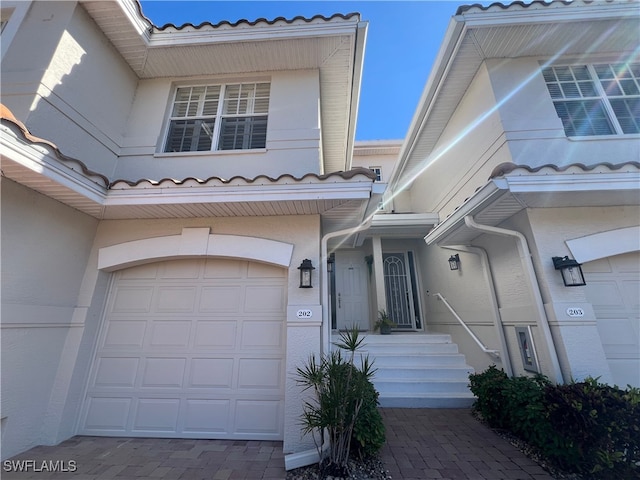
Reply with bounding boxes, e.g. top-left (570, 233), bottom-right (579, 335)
top-left (456, 0), bottom-right (578, 15)
top-left (150, 11), bottom-right (360, 32)
top-left (1, 104), bottom-right (375, 191)
top-left (489, 161), bottom-right (640, 178)
top-left (1, 104), bottom-right (110, 187)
